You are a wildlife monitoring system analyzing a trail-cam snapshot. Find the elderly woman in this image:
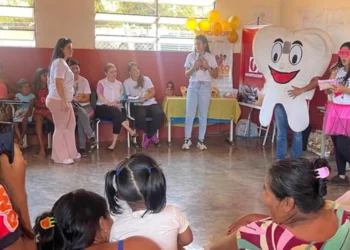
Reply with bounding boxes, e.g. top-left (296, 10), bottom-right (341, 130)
top-left (209, 158), bottom-right (350, 250)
